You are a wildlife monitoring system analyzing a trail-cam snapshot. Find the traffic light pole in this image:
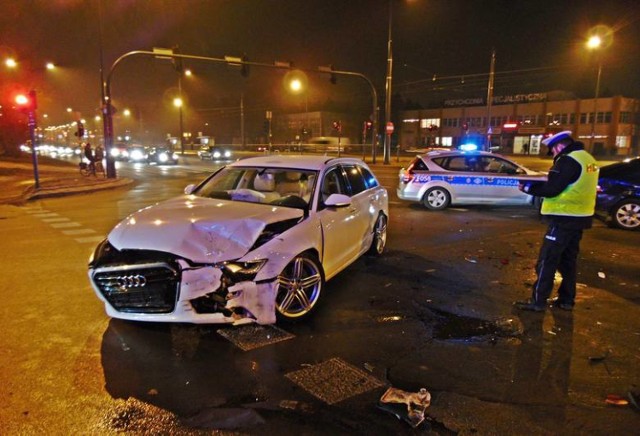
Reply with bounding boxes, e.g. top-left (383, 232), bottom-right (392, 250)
top-left (28, 109), bottom-right (40, 189)
top-left (103, 50), bottom-right (379, 177)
